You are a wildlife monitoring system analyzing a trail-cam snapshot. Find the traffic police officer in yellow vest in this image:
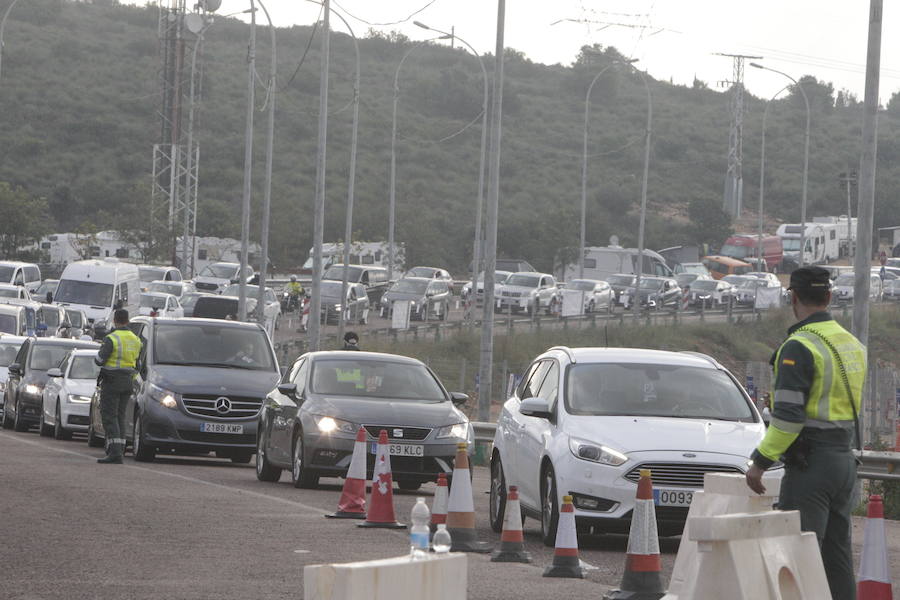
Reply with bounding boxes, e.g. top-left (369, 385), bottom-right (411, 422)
top-left (746, 266), bottom-right (866, 600)
top-left (94, 309), bottom-right (142, 464)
